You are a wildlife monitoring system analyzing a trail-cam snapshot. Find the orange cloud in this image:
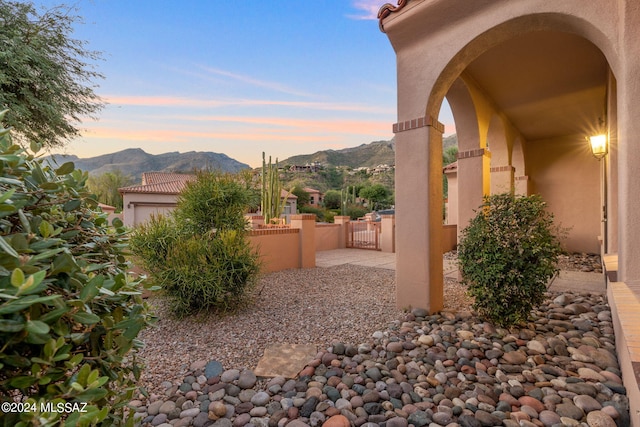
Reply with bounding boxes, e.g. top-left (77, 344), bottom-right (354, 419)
top-left (103, 95), bottom-right (395, 115)
top-left (81, 127), bottom-right (341, 144)
top-left (166, 115), bottom-right (390, 134)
